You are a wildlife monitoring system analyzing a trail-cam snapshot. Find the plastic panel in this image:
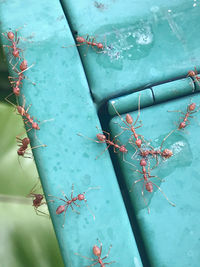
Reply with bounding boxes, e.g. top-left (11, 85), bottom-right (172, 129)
top-left (61, 0), bottom-right (200, 104)
top-left (0, 0), bottom-right (142, 266)
top-left (110, 93), bottom-right (200, 267)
